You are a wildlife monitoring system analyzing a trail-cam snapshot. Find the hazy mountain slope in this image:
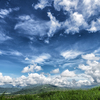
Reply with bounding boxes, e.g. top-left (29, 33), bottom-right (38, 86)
top-left (12, 84), bottom-right (67, 95)
top-left (0, 87), bottom-right (20, 94)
